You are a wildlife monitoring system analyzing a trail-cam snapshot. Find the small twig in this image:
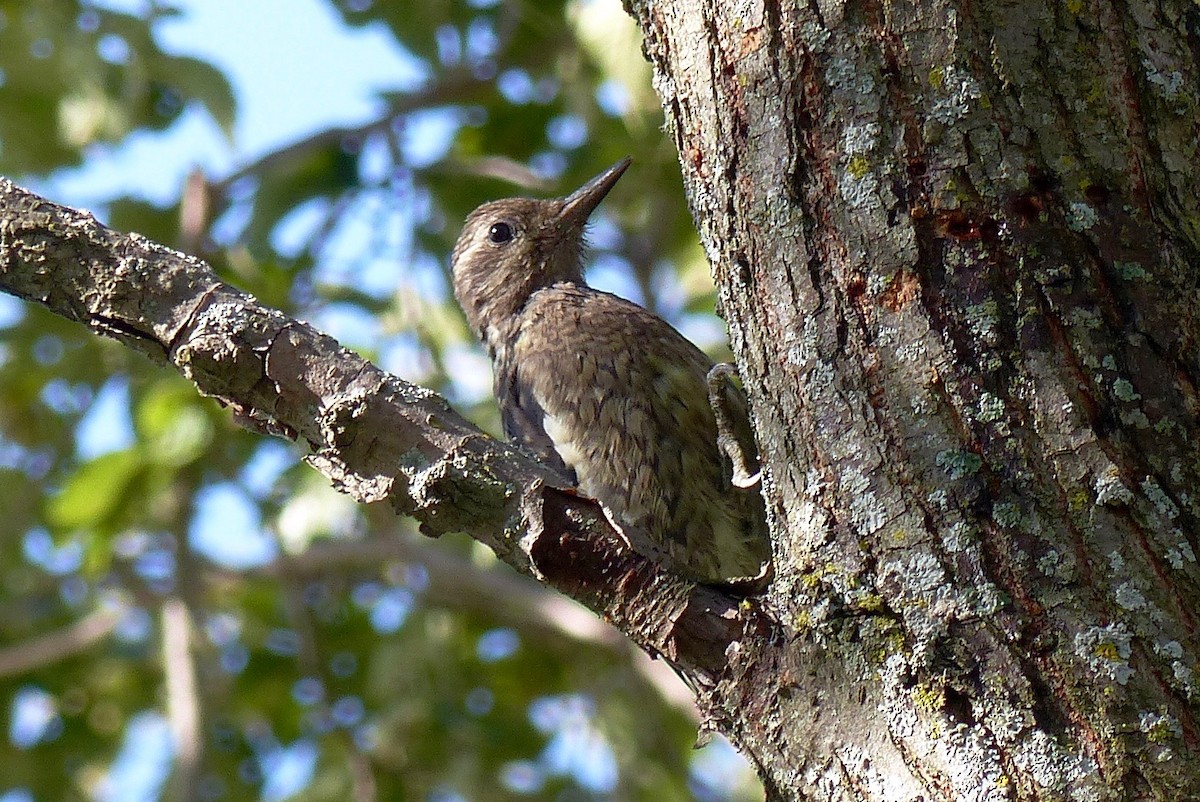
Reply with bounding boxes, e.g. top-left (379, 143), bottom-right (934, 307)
top-left (434, 156), bottom-right (553, 192)
top-left (178, 168), bottom-right (210, 254)
top-left (161, 598), bottom-right (203, 802)
top-left (0, 607), bottom-right (120, 679)
top-left (208, 70), bottom-right (485, 194)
